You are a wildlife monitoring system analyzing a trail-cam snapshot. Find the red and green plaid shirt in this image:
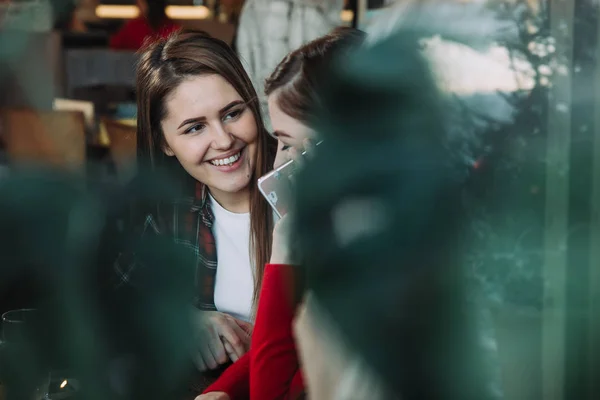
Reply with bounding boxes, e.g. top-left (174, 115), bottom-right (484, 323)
top-left (113, 182), bottom-right (218, 310)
